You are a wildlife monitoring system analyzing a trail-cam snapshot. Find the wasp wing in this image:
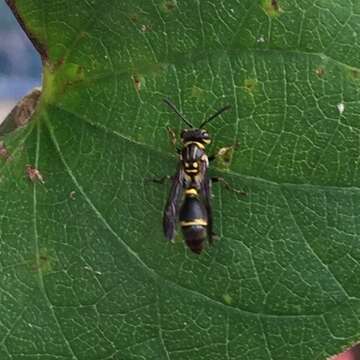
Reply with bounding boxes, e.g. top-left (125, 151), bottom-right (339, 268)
top-left (199, 161), bottom-right (214, 243)
top-left (163, 167), bottom-right (184, 241)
